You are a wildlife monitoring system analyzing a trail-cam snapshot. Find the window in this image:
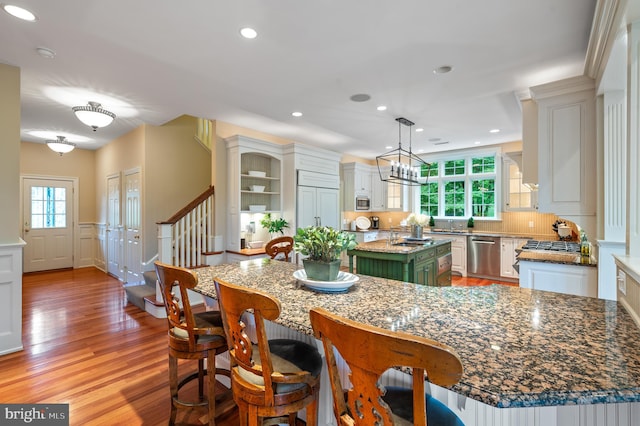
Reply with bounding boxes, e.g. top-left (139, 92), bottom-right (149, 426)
top-left (417, 152), bottom-right (498, 219)
top-left (31, 186), bottom-right (67, 228)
